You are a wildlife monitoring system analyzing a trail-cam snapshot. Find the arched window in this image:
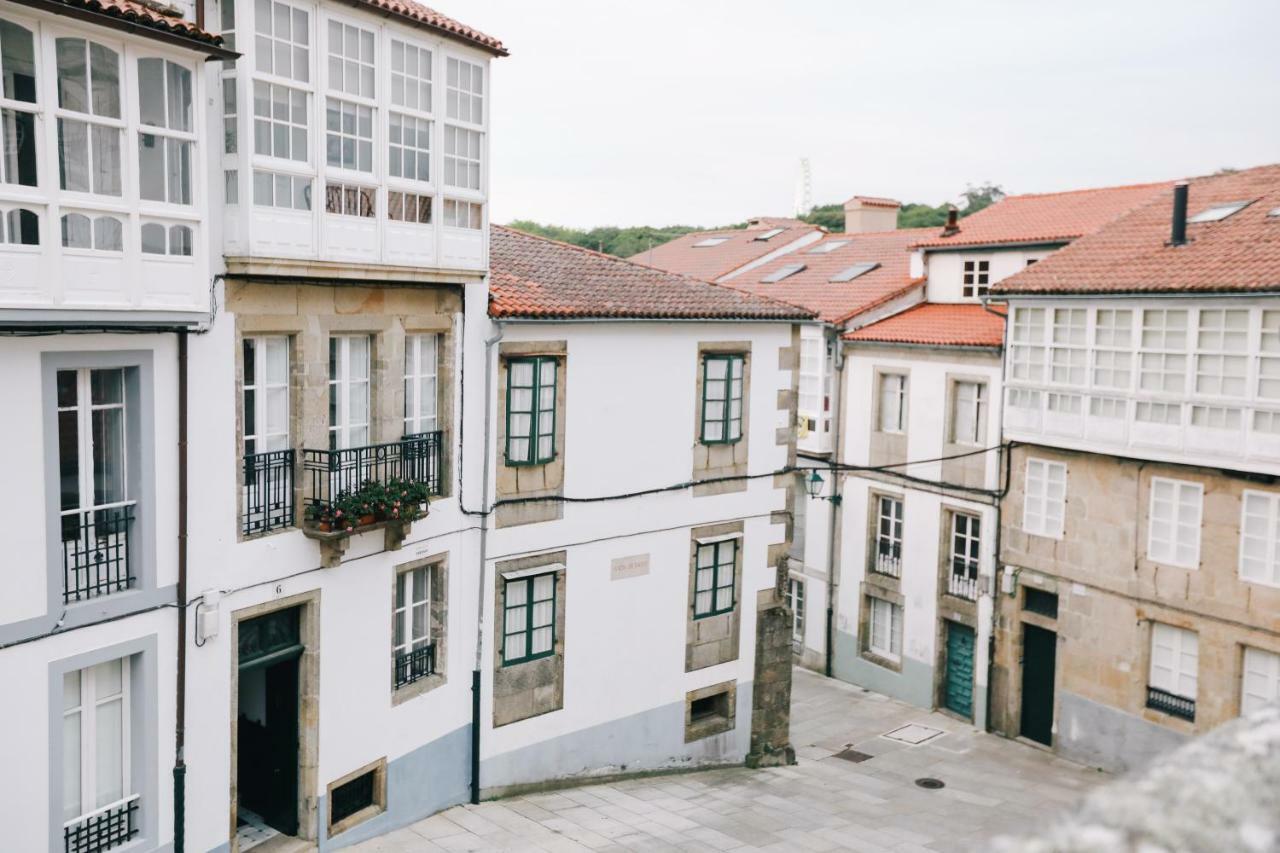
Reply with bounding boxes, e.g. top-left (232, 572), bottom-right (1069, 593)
top-left (0, 19), bottom-right (38, 187)
top-left (61, 213), bottom-right (123, 251)
top-left (61, 212), bottom-right (91, 248)
top-left (0, 208), bottom-right (39, 244)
